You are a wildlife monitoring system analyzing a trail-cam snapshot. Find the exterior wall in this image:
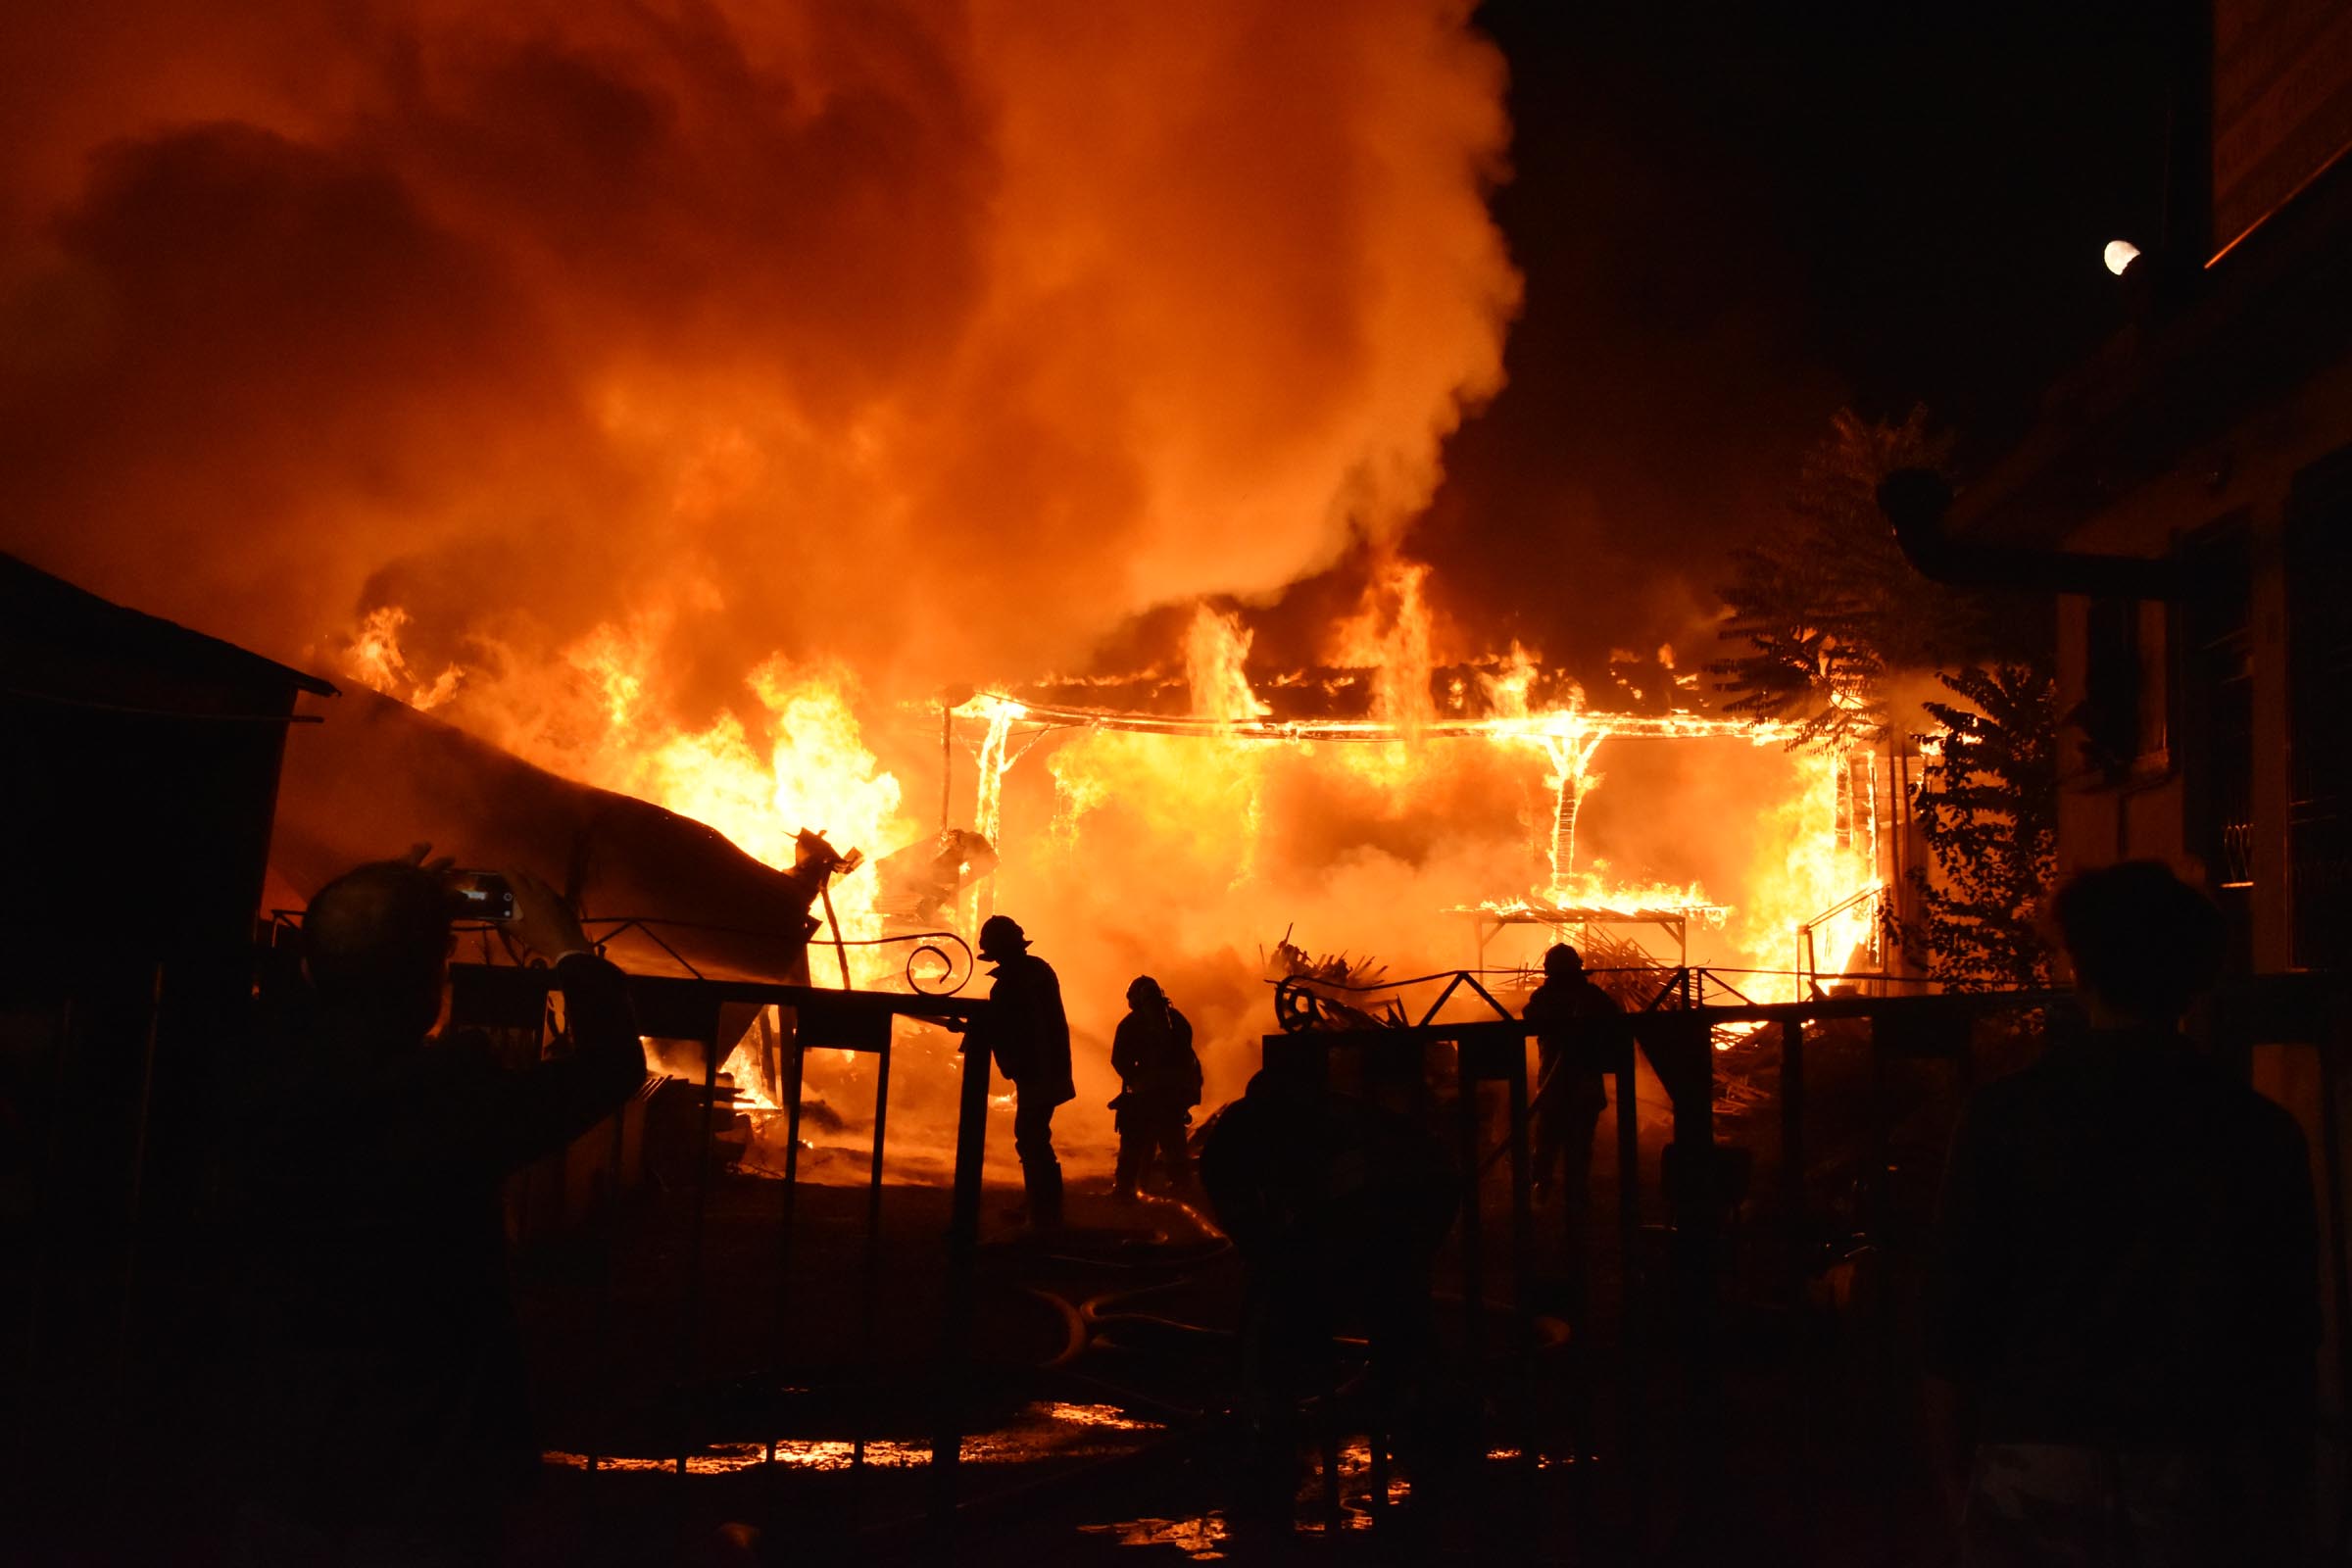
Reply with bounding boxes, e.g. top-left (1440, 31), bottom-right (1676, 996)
top-left (2049, 344), bottom-right (2352, 974)
top-left (2043, 342), bottom-right (2352, 1544)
